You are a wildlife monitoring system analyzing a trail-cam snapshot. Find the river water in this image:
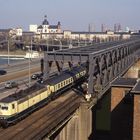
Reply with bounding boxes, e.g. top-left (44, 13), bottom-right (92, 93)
top-left (0, 56), bottom-right (25, 66)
